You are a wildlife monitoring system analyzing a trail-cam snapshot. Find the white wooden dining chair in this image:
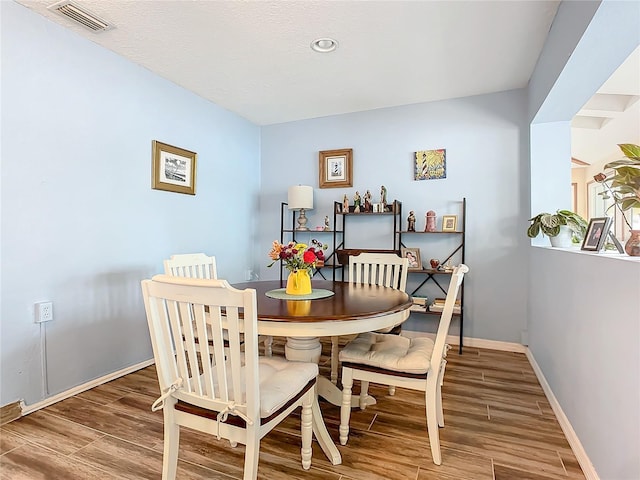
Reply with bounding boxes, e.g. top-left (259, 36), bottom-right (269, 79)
top-left (330, 252), bottom-right (409, 386)
top-left (338, 264), bottom-right (468, 465)
top-left (164, 253), bottom-right (272, 356)
top-left (141, 274), bottom-right (318, 480)
top-left (163, 252), bottom-right (218, 279)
